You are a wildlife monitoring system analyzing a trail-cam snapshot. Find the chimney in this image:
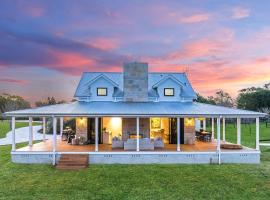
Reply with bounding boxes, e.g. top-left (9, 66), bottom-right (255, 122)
top-left (123, 62), bottom-right (148, 102)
